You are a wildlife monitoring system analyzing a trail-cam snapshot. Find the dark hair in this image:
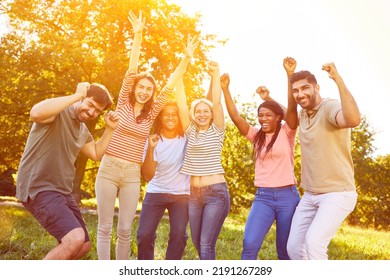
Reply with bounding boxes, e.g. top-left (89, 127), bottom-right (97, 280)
top-left (253, 100), bottom-right (284, 160)
top-left (290, 70), bottom-right (317, 86)
top-left (153, 102), bottom-right (184, 139)
top-left (129, 72), bottom-right (157, 123)
top-left (86, 83), bottom-right (113, 110)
